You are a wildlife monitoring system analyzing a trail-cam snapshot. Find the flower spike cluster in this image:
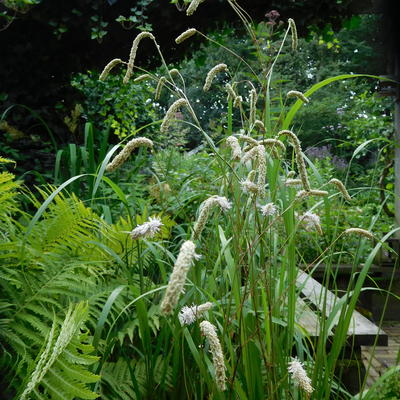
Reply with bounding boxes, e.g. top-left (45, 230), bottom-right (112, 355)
top-left (288, 357), bottom-right (313, 395)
